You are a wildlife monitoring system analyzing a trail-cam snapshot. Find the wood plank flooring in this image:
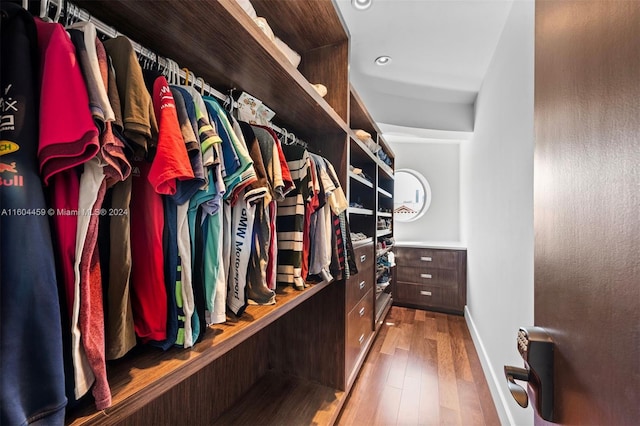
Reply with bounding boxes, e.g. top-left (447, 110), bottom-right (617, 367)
top-left (337, 306), bottom-right (500, 426)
